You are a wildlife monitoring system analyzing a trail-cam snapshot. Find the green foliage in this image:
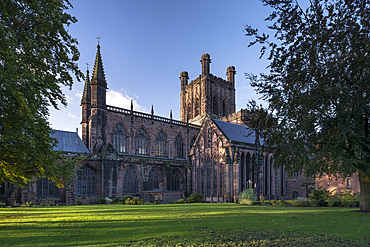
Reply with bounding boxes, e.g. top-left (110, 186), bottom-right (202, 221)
top-left (0, 202), bottom-right (6, 207)
top-left (259, 195), bottom-right (265, 205)
top-left (77, 200), bottom-right (83, 205)
top-left (187, 193), bottom-right (204, 203)
top-left (0, 0), bottom-right (83, 188)
top-left (309, 187), bottom-right (330, 206)
top-left (339, 190), bottom-right (359, 208)
top-left (292, 197), bottom-right (309, 207)
top-left (246, 0), bottom-right (370, 211)
top-left (239, 188), bottom-right (256, 205)
top-left (98, 197), bottom-right (106, 204)
top-left (125, 198), bottom-right (132, 205)
top-left (328, 196), bottom-right (341, 207)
